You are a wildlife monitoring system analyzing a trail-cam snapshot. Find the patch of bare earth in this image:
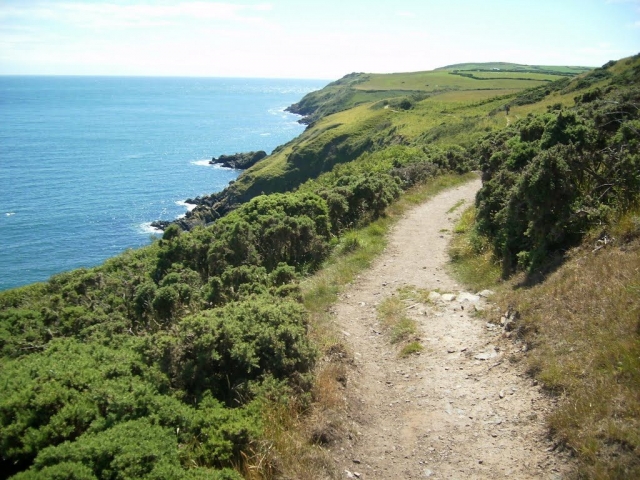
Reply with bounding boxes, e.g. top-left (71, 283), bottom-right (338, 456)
top-left (327, 179), bottom-right (573, 479)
